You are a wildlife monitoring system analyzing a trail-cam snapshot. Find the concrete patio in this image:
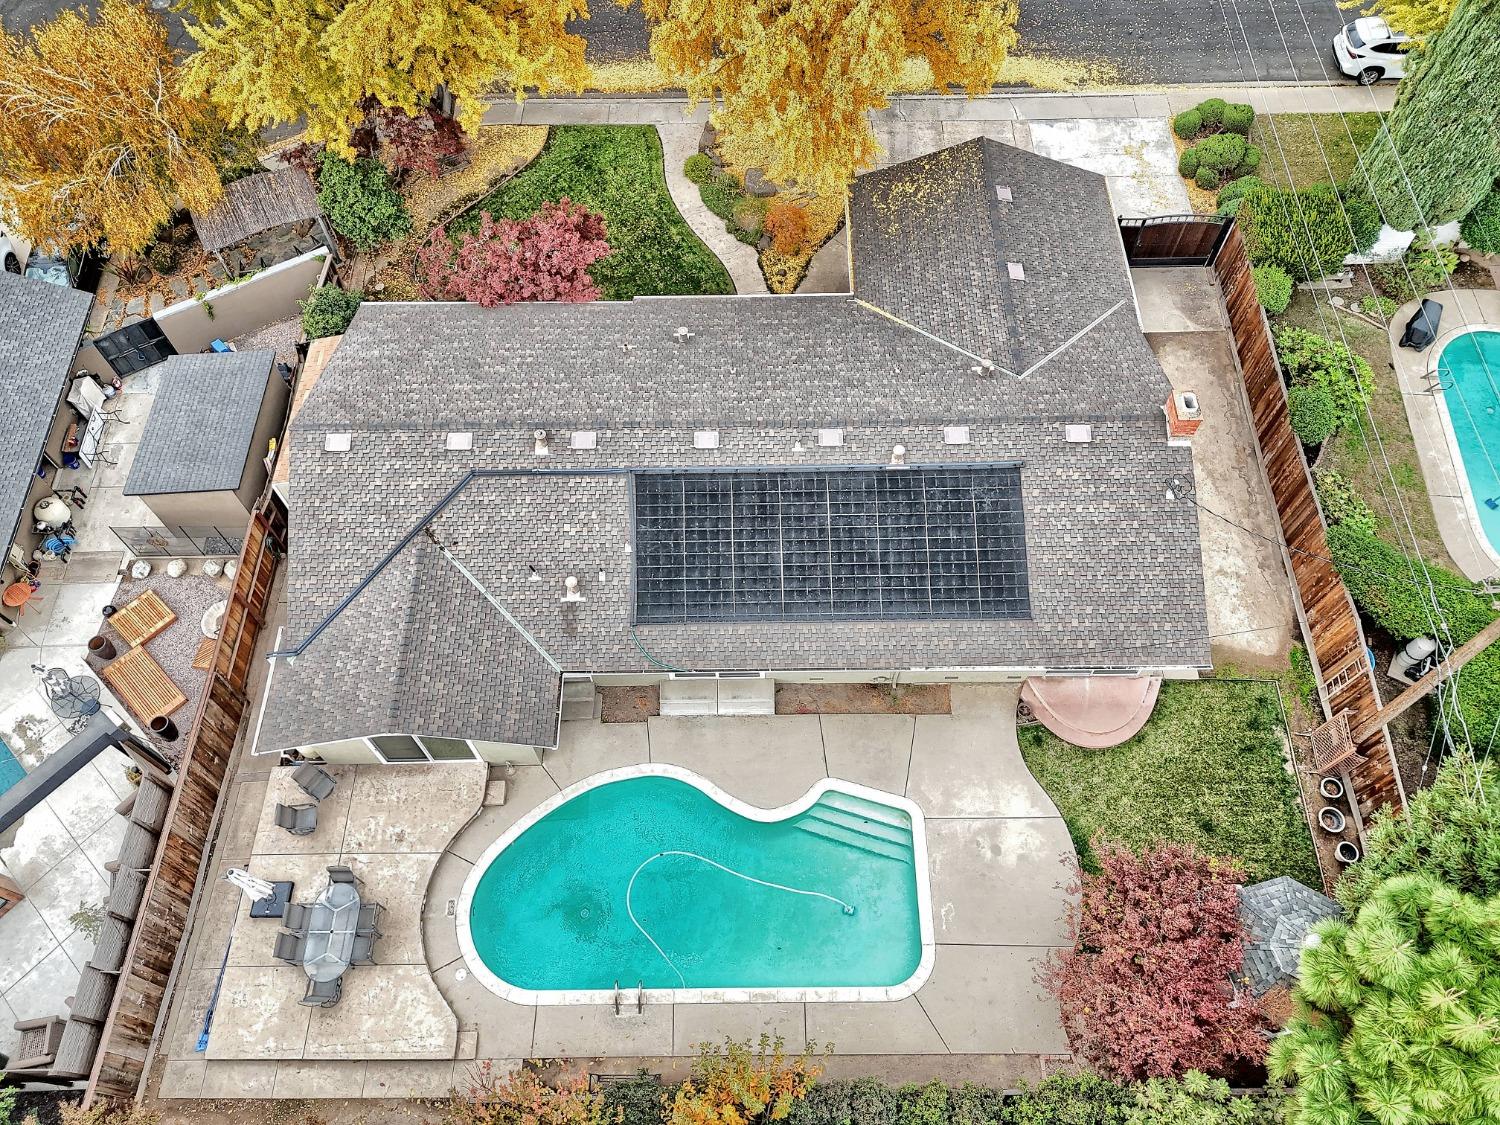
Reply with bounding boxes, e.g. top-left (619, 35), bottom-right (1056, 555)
top-left (1390, 289), bottom-right (1500, 581)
